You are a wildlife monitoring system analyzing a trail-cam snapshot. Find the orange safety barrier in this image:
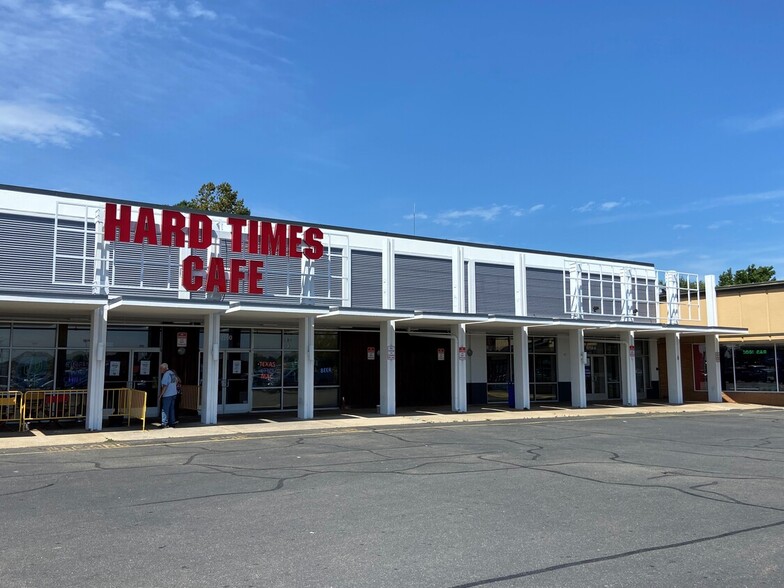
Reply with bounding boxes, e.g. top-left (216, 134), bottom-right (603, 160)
top-left (1, 391), bottom-right (23, 431)
top-left (103, 388), bottom-right (147, 431)
top-left (21, 389), bottom-right (88, 431)
top-left (20, 388), bottom-right (147, 431)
